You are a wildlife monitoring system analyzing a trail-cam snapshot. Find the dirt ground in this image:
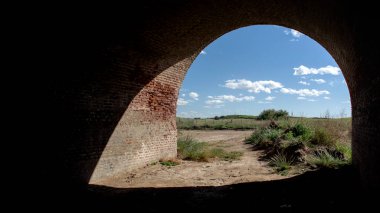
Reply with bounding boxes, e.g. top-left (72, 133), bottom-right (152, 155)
top-left (95, 130), bottom-right (299, 188)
